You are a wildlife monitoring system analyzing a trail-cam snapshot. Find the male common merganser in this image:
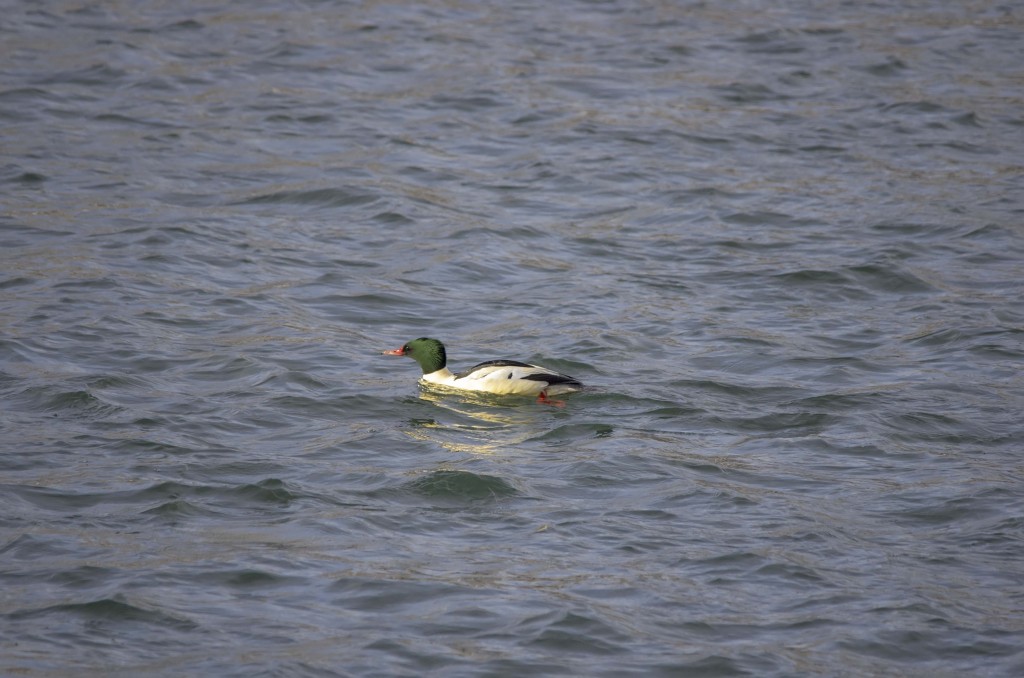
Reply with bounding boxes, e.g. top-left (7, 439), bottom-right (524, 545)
top-left (383, 337), bottom-right (583, 403)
